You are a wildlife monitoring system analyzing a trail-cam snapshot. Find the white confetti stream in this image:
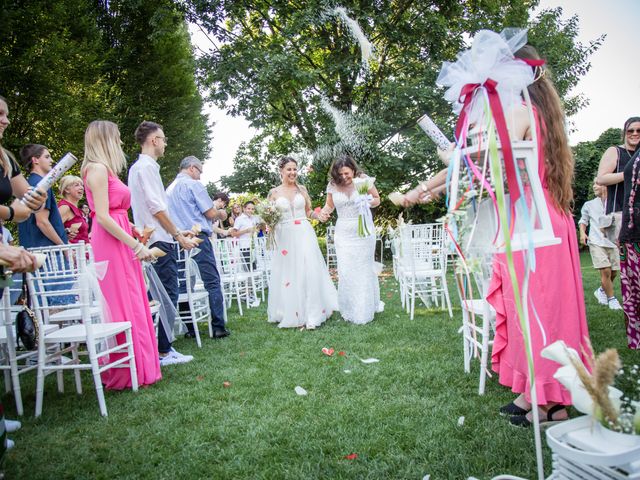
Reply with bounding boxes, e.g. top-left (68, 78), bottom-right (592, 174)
top-left (330, 7), bottom-right (375, 65)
